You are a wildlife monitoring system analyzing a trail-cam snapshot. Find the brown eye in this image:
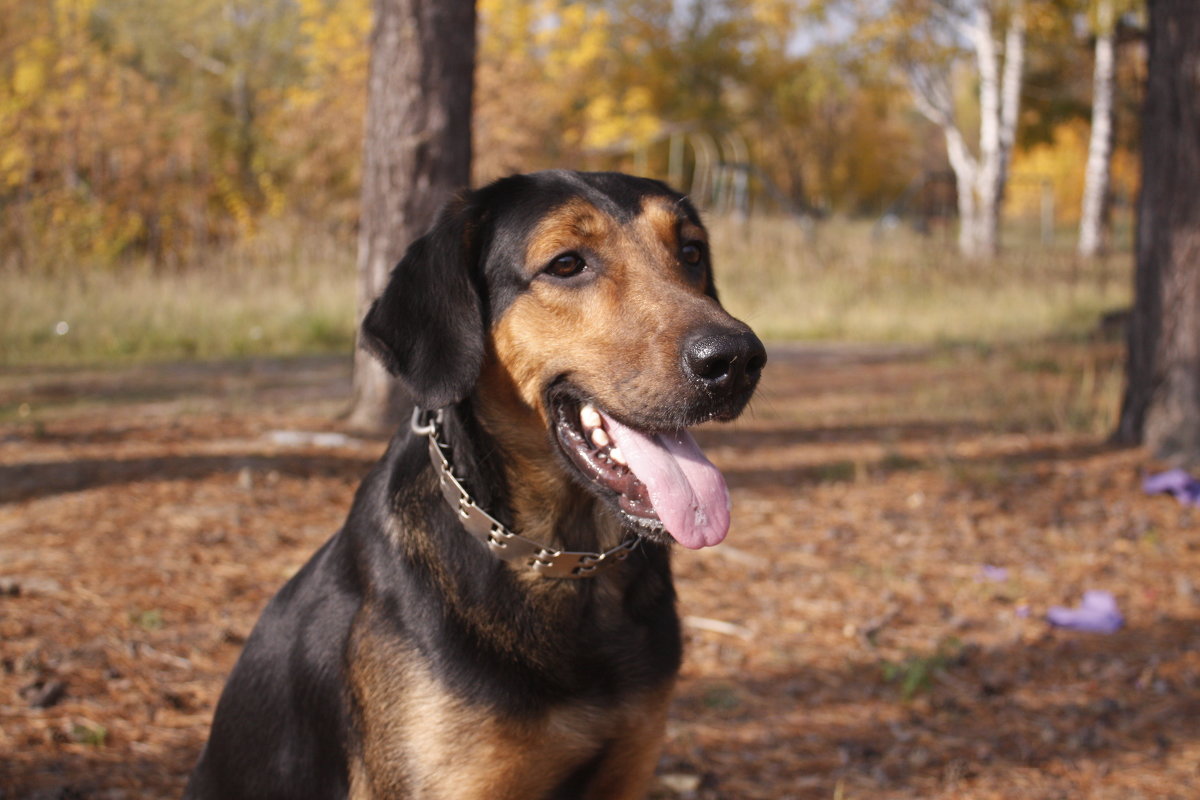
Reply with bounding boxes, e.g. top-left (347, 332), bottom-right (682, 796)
top-left (545, 253), bottom-right (587, 278)
top-left (681, 242), bottom-right (704, 266)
